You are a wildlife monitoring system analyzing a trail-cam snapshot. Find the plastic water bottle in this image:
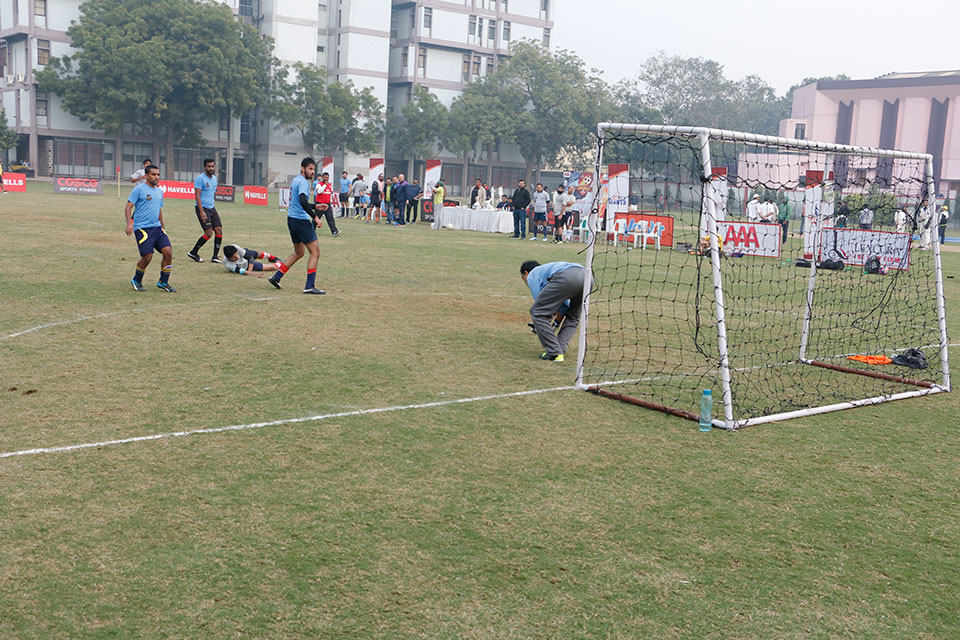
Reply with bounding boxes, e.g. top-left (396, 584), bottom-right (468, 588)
top-left (699, 390), bottom-right (713, 432)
